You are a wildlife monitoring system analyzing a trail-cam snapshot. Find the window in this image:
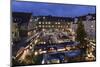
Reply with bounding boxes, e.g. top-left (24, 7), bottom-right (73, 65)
top-left (55, 22), bottom-right (57, 24)
top-left (30, 19), bottom-right (33, 22)
top-left (52, 25), bottom-right (54, 27)
top-left (58, 25), bottom-right (60, 28)
top-left (42, 22), bottom-right (44, 24)
top-left (49, 25), bottom-right (51, 27)
top-left (45, 22), bottom-right (47, 24)
top-left (14, 18), bottom-right (16, 21)
top-left (39, 22), bottom-right (41, 24)
top-left (45, 25), bottom-right (47, 27)
top-left (48, 22), bottom-right (51, 24)
top-left (39, 25), bottom-right (41, 27)
top-left (42, 25), bottom-right (44, 27)
top-left (43, 17), bottom-right (45, 19)
top-left (58, 22), bottom-right (60, 24)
